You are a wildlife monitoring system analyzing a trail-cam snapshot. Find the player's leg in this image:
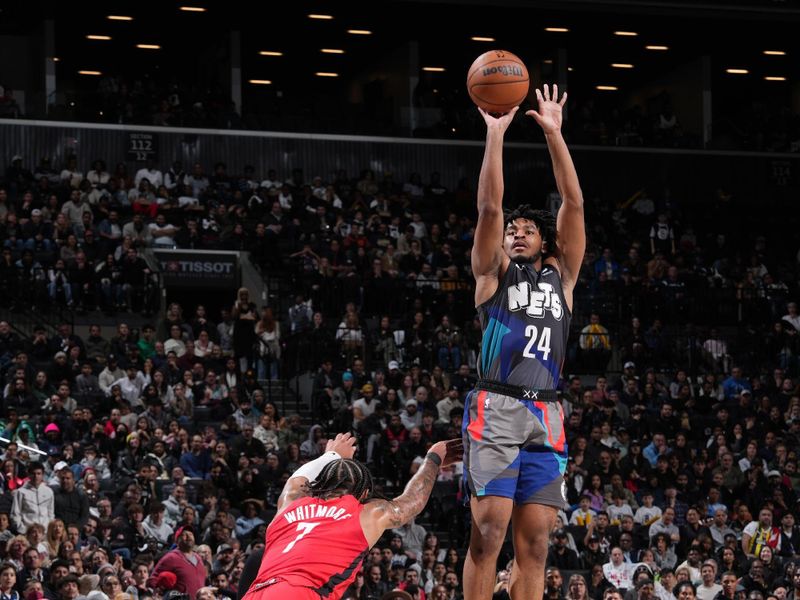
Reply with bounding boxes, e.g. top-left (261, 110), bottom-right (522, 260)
top-left (509, 445), bottom-right (567, 600)
top-left (463, 495), bottom-right (514, 600)
top-left (462, 388), bottom-right (528, 600)
top-left (509, 502), bottom-right (558, 600)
